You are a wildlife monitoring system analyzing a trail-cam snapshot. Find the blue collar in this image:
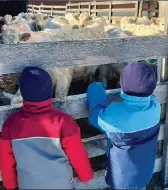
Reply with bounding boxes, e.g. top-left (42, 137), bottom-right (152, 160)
top-left (120, 91), bottom-right (151, 107)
